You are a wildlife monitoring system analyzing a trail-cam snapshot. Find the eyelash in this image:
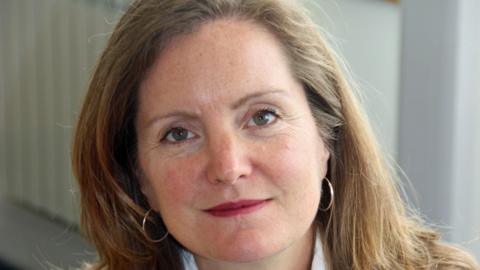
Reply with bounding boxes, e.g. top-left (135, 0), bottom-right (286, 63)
top-left (245, 107), bottom-right (280, 128)
top-left (160, 107), bottom-right (281, 144)
top-left (258, 107), bottom-right (279, 117)
top-left (160, 126), bottom-right (195, 144)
